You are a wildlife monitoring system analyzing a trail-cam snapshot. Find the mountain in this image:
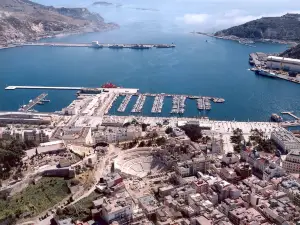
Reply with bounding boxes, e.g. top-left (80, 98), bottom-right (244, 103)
top-left (280, 44), bottom-right (300, 59)
top-left (215, 13), bottom-right (300, 42)
top-left (0, 0), bottom-right (119, 47)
